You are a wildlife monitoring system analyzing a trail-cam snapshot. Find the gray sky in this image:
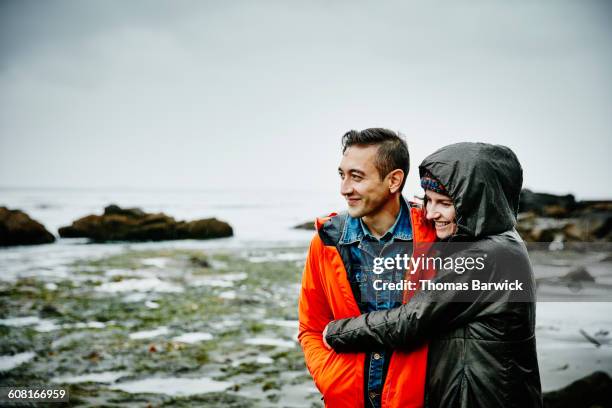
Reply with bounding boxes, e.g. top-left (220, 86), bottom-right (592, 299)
top-left (1, 0), bottom-right (611, 199)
